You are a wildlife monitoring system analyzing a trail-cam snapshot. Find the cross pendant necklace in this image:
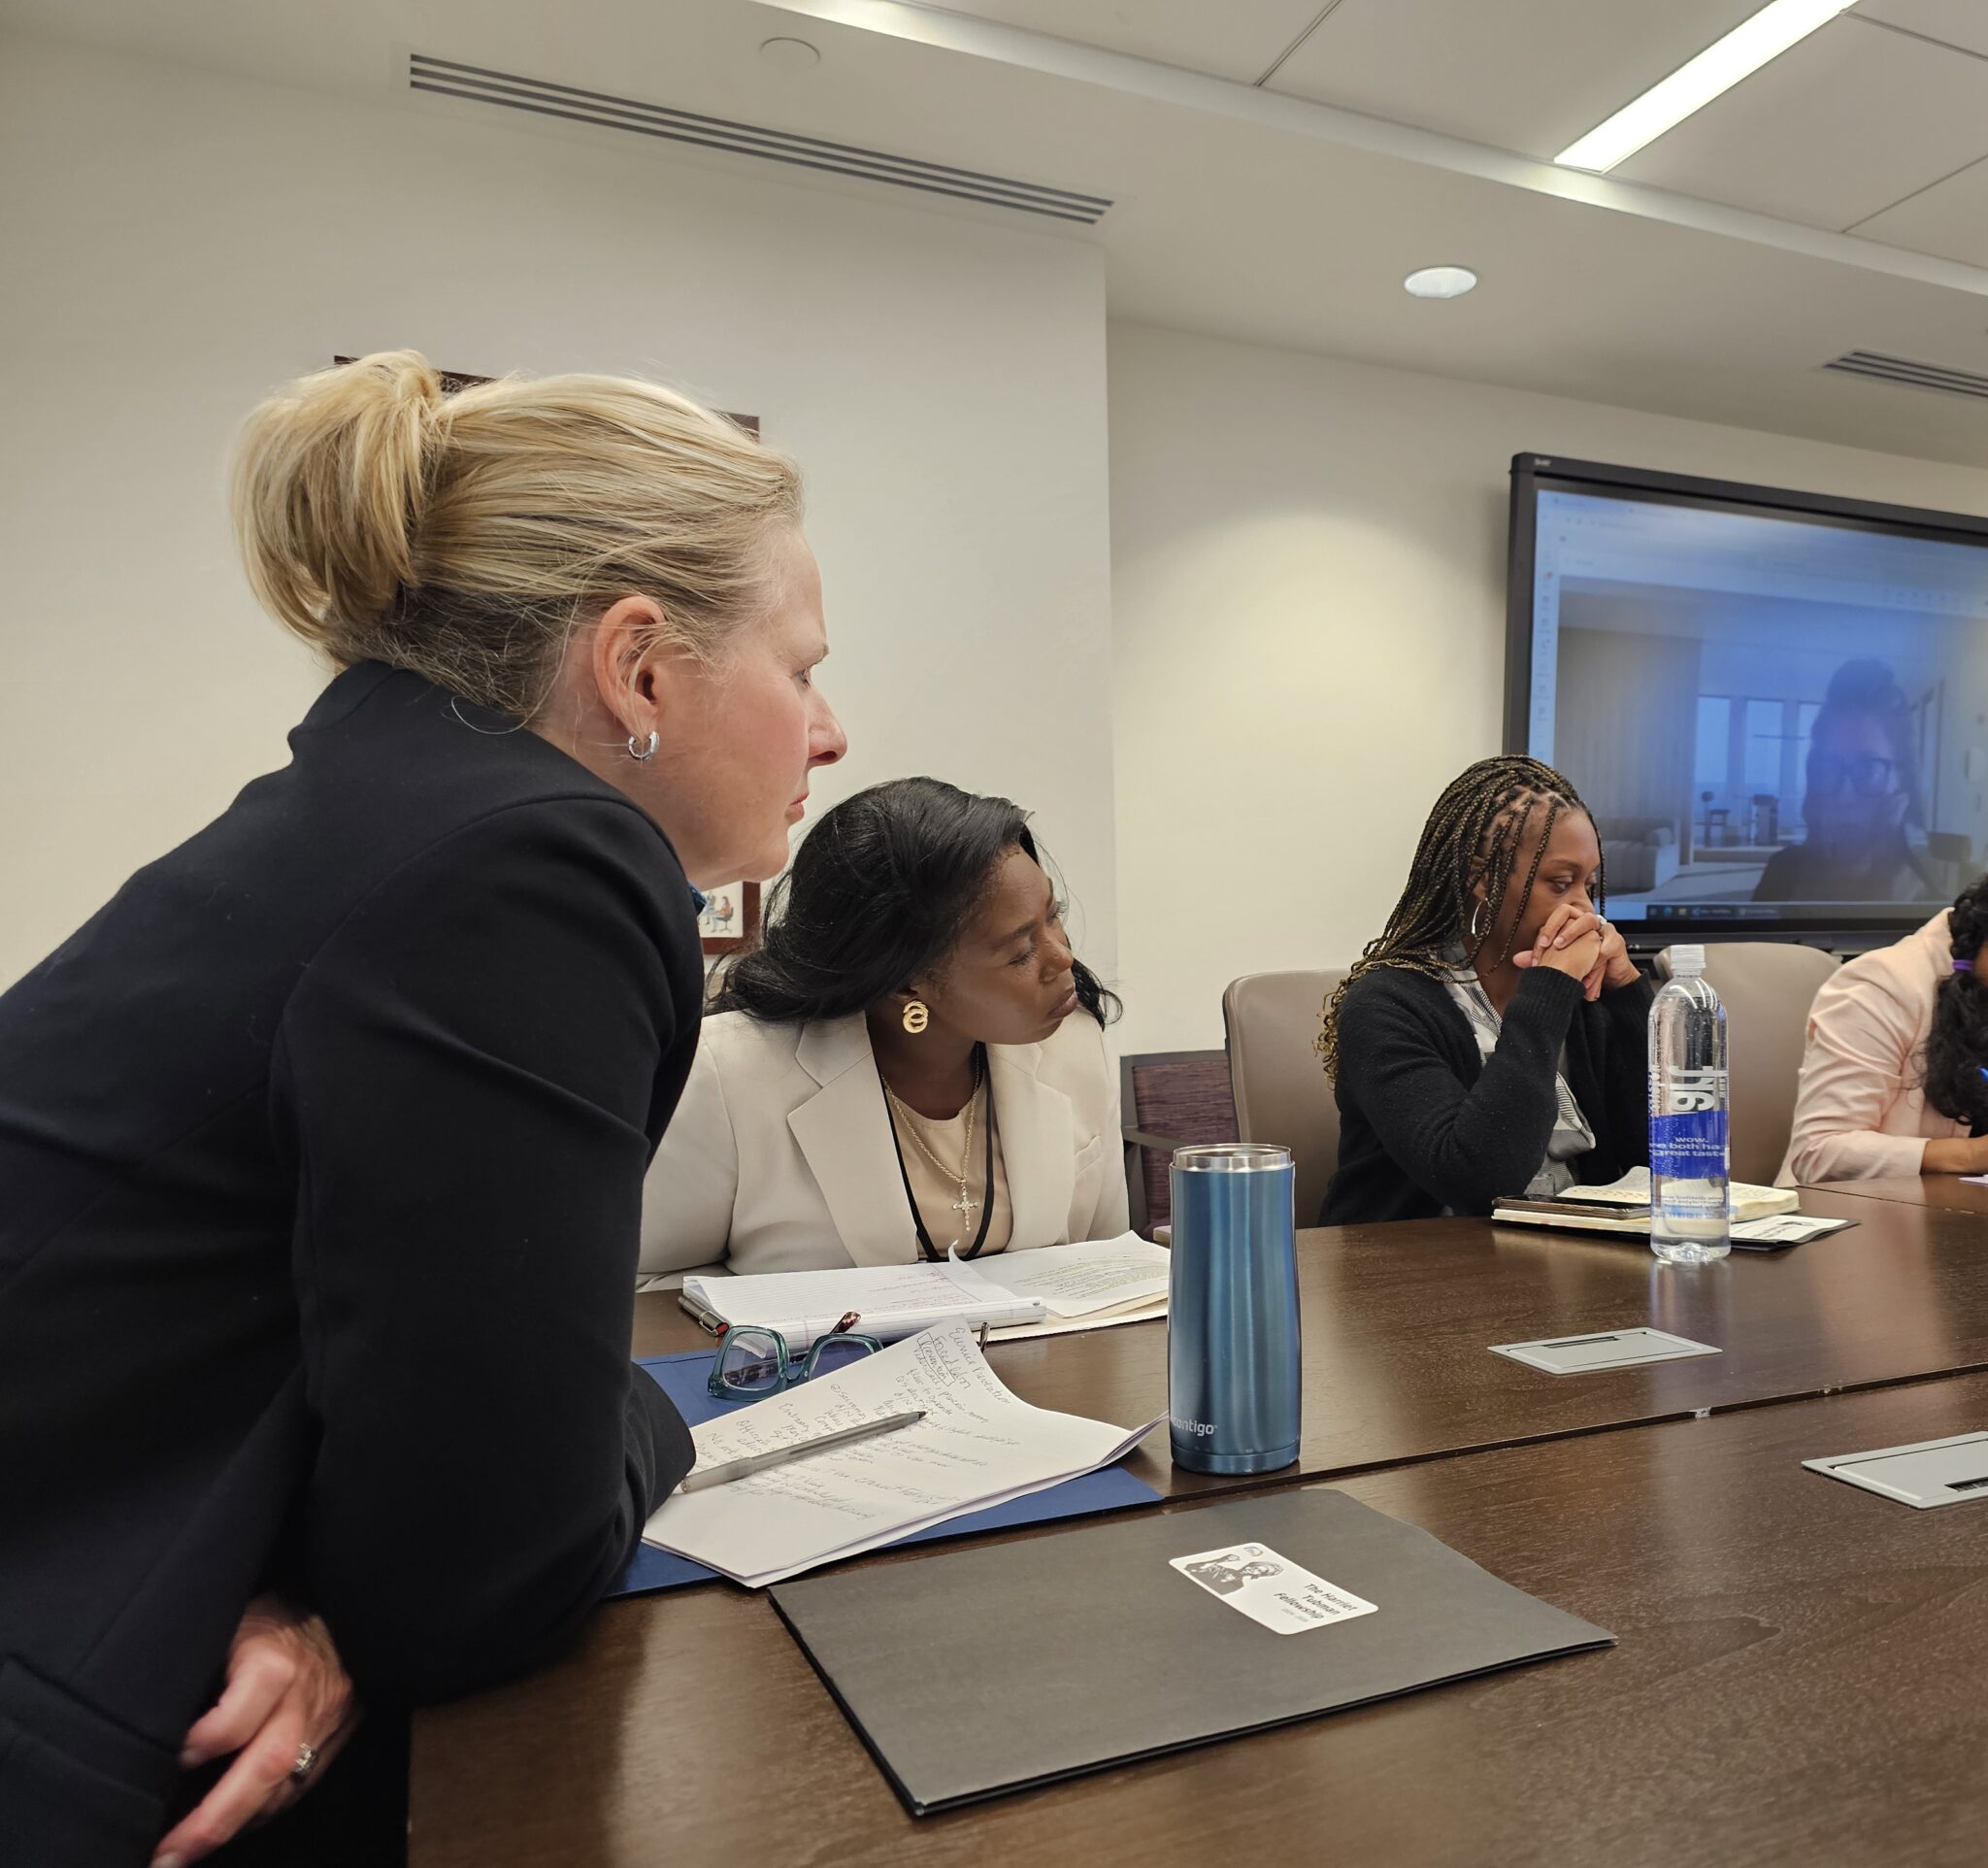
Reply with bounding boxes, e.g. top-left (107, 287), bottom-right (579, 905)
top-left (880, 1046), bottom-right (996, 1262)
top-left (887, 1057), bottom-right (982, 1233)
